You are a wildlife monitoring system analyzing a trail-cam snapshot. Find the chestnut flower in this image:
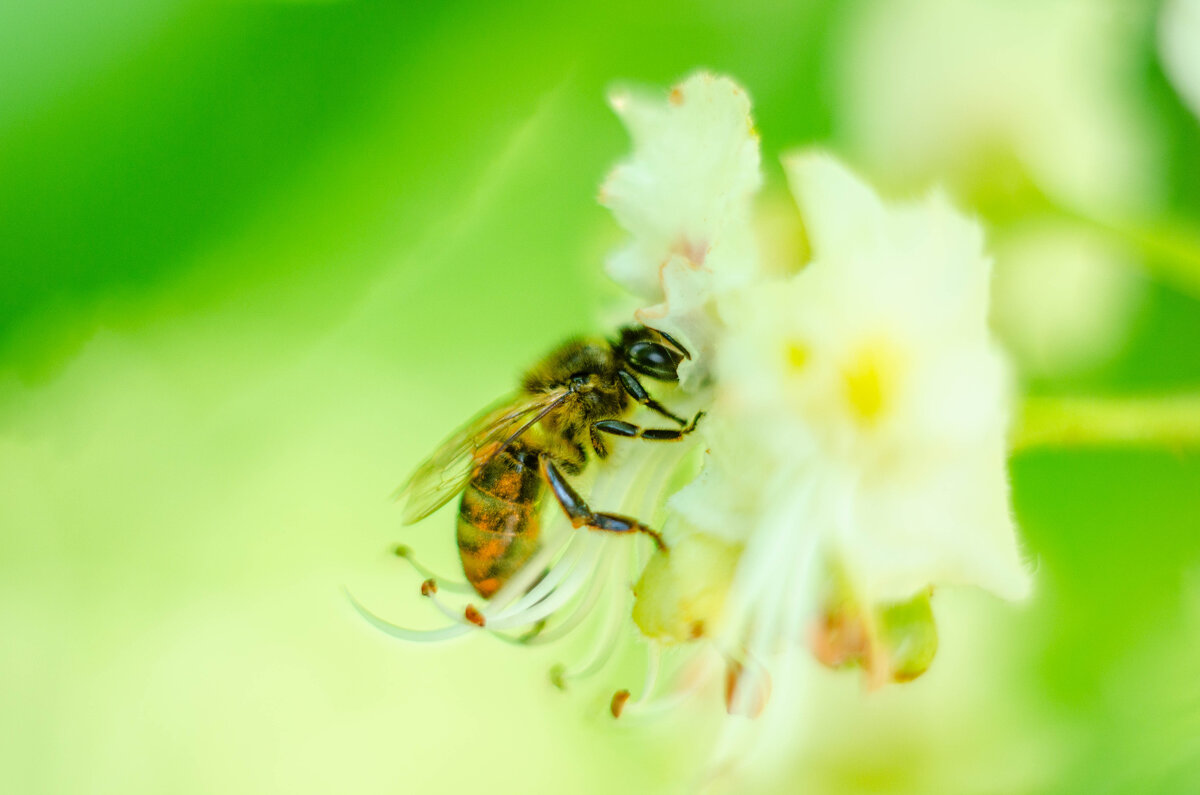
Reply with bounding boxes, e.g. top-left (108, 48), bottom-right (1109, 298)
top-left (700, 152), bottom-right (1031, 604)
top-left (631, 153), bottom-right (1031, 733)
top-left (356, 74), bottom-right (1031, 745)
